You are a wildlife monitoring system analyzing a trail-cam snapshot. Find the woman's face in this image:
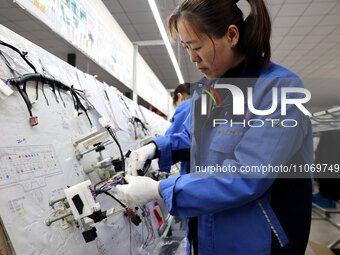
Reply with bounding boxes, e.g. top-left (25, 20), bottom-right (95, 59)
top-left (177, 19), bottom-right (240, 79)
